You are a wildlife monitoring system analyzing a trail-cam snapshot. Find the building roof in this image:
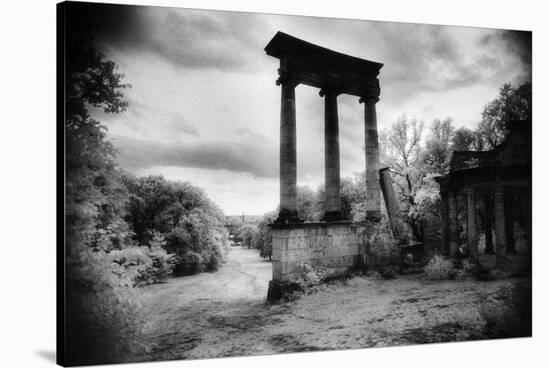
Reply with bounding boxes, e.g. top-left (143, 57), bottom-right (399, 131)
top-left (435, 120), bottom-right (531, 191)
